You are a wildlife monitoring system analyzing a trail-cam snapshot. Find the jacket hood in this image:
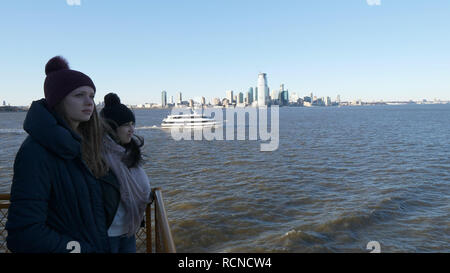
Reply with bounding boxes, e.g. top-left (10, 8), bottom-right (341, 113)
top-left (23, 99), bottom-right (81, 159)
